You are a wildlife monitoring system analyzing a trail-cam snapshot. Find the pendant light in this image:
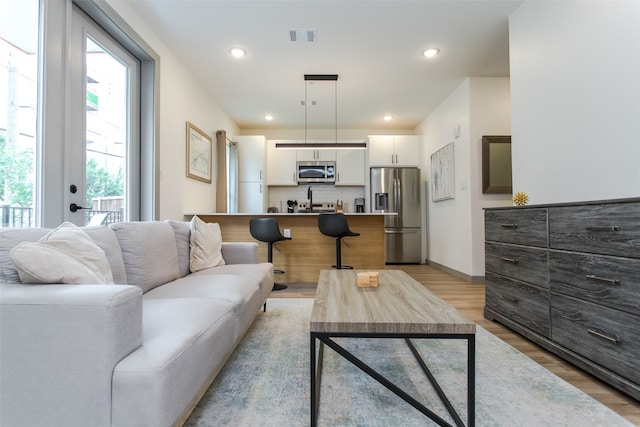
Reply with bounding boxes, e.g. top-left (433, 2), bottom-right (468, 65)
top-left (276, 74), bottom-right (366, 149)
